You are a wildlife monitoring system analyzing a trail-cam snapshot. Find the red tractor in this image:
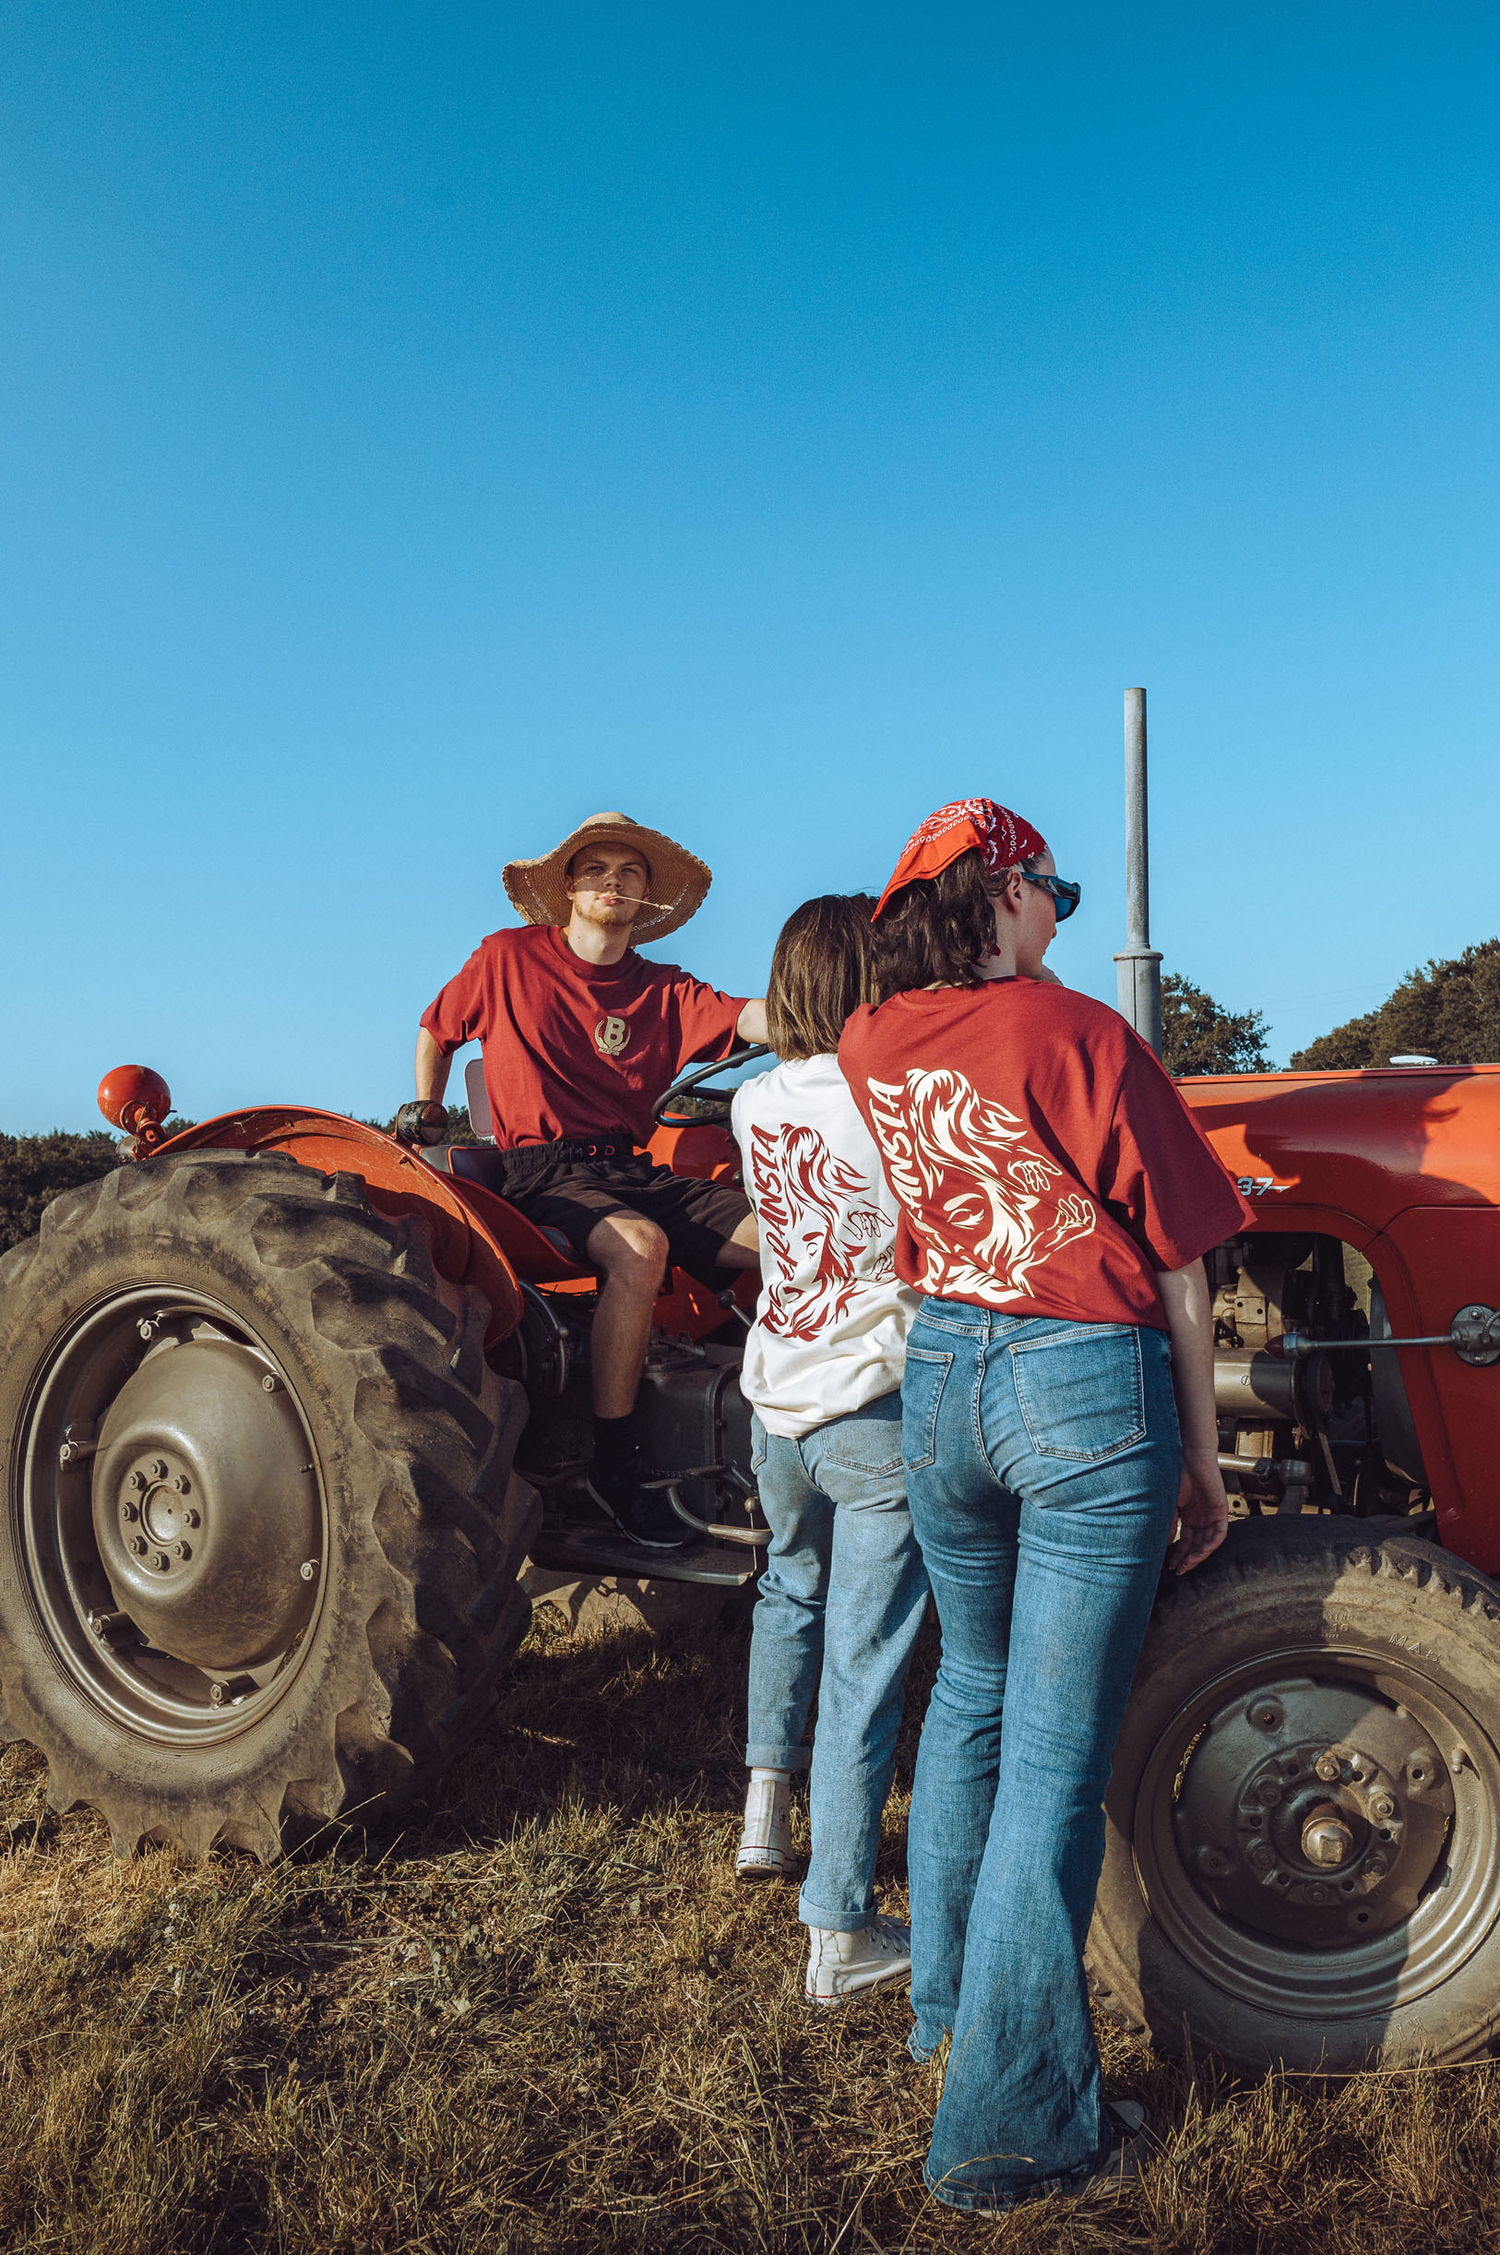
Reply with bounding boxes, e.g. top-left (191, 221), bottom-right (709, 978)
top-left (1, 1054), bottom-right (1497, 2076)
